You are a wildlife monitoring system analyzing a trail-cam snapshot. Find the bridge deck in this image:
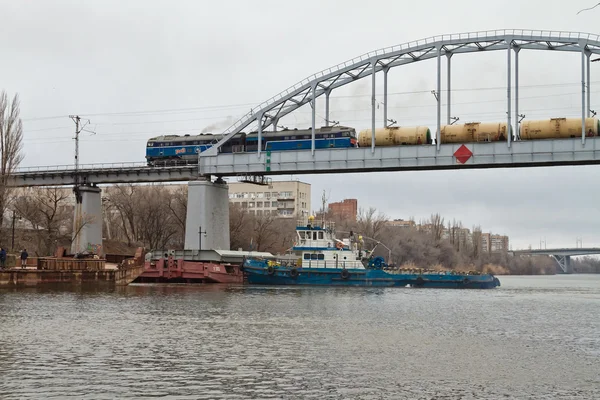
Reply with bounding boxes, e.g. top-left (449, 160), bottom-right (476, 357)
top-left (9, 138), bottom-right (600, 186)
